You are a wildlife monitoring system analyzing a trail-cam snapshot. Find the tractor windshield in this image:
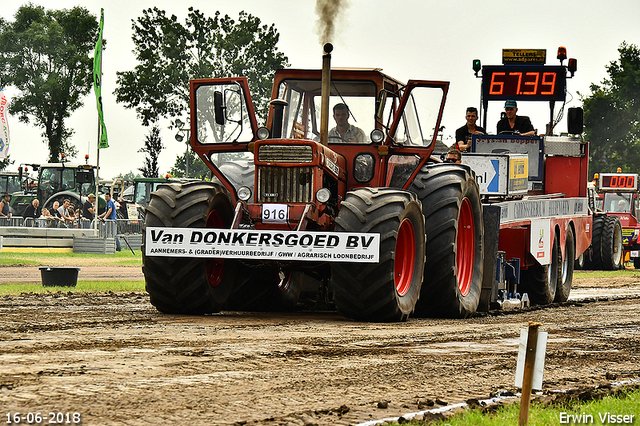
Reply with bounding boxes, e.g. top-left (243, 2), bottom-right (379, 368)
top-left (38, 167), bottom-right (95, 205)
top-left (0, 175), bottom-right (21, 193)
top-left (603, 193), bottom-right (634, 214)
top-left (276, 78), bottom-right (444, 147)
top-left (276, 79), bottom-right (377, 143)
